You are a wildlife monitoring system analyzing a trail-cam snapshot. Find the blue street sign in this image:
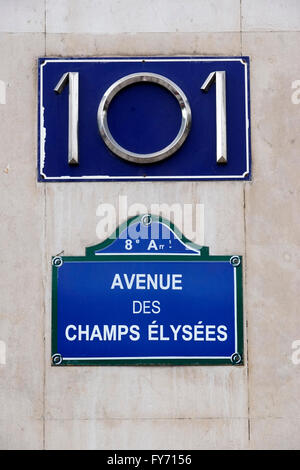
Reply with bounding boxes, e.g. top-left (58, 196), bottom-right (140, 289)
top-left (39, 57), bottom-right (251, 182)
top-left (51, 215), bottom-right (243, 366)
